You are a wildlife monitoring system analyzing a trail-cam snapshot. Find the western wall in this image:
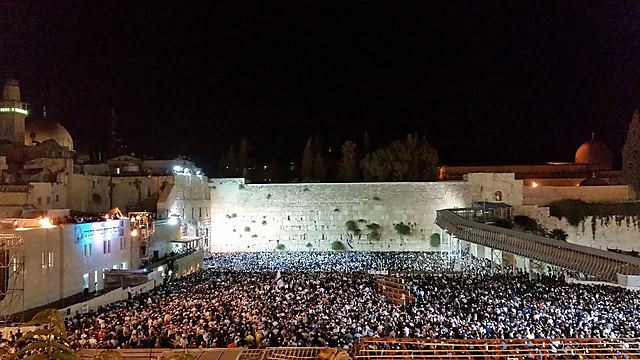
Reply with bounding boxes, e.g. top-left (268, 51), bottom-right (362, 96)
top-left (209, 174), bottom-right (521, 251)
top-left (209, 173), bottom-right (640, 253)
